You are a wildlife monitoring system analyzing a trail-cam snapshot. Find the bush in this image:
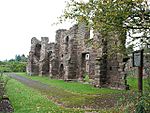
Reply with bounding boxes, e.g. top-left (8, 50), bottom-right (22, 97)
top-left (0, 72), bottom-right (9, 98)
top-left (0, 61), bottom-right (27, 72)
top-left (0, 66), bottom-right (11, 72)
top-left (120, 76), bottom-right (150, 113)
